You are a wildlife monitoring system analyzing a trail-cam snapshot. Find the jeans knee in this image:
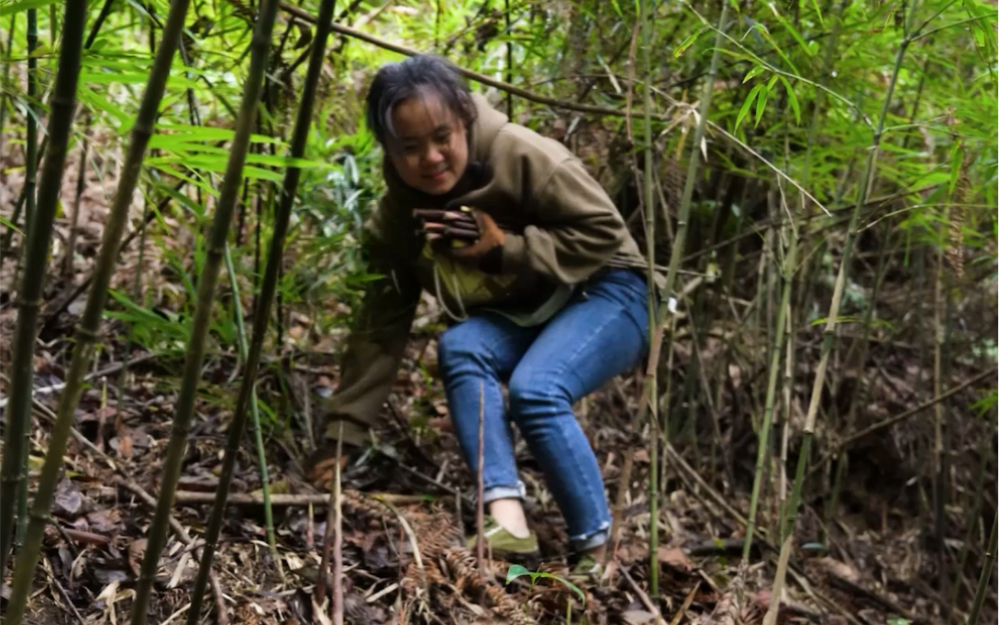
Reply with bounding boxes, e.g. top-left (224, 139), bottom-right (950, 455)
top-left (438, 323), bottom-right (483, 378)
top-left (508, 370), bottom-right (570, 420)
